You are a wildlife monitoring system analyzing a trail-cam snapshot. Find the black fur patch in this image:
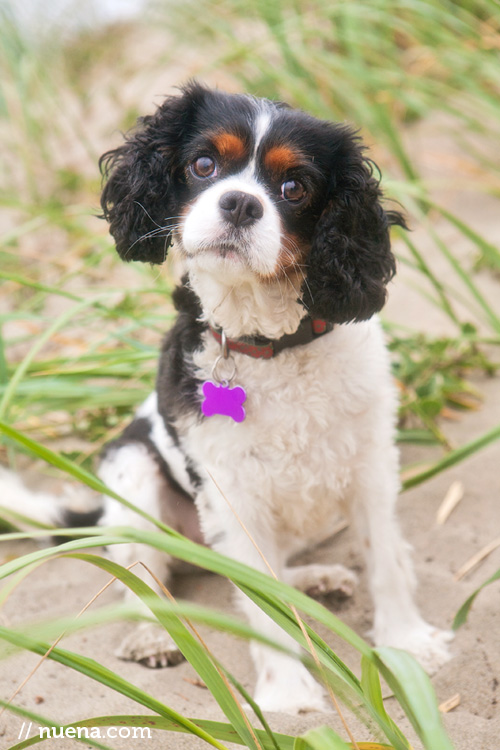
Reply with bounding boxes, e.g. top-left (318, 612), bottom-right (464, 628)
top-left (103, 416), bottom-right (195, 502)
top-left (156, 278), bottom-right (207, 425)
top-left (162, 417), bottom-right (203, 490)
top-left (61, 506), bottom-right (104, 529)
top-left (56, 505), bottom-right (104, 545)
top-left (300, 145), bottom-right (406, 323)
top-left (100, 83), bottom-right (210, 263)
